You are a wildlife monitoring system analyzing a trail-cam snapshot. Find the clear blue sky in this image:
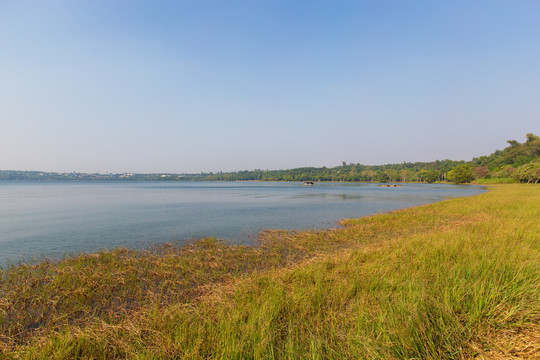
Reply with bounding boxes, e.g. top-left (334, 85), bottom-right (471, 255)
top-left (1, 1), bottom-right (539, 173)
